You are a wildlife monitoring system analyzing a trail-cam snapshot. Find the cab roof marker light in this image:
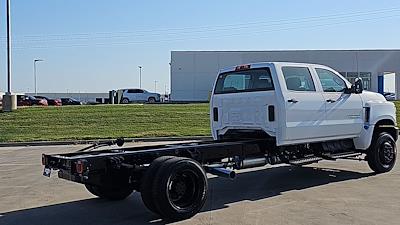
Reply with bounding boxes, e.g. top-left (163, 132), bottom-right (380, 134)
top-left (235, 64), bottom-right (251, 71)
